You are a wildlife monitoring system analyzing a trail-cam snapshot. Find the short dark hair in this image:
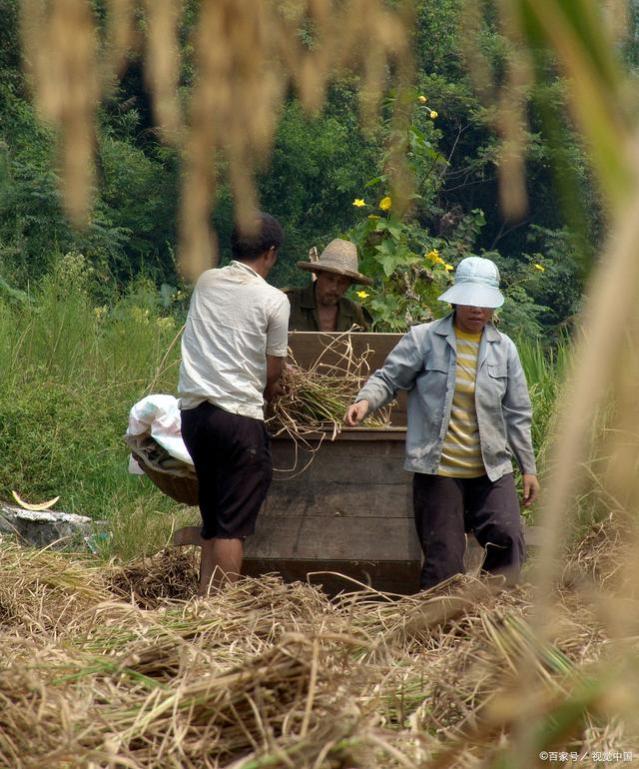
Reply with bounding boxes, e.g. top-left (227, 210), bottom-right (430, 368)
top-left (231, 213), bottom-right (284, 261)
